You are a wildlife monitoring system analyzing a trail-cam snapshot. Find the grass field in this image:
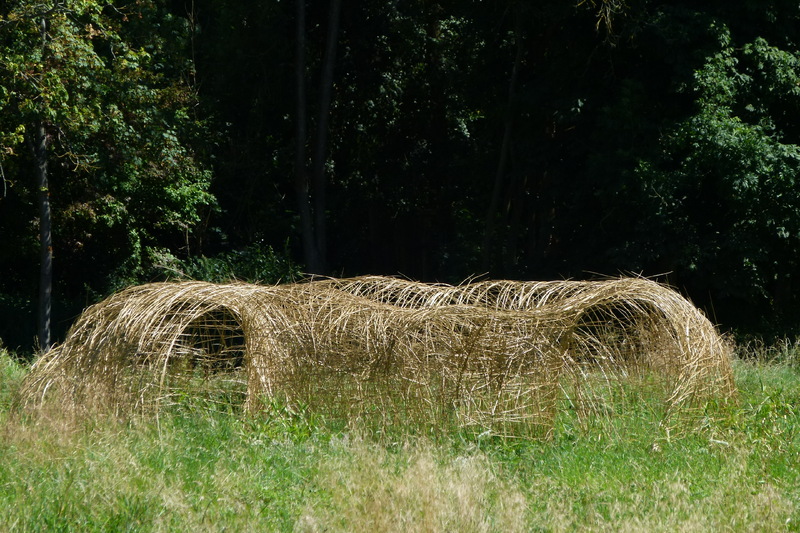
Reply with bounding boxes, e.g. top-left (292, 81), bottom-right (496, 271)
top-left (1, 343), bottom-right (798, 532)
